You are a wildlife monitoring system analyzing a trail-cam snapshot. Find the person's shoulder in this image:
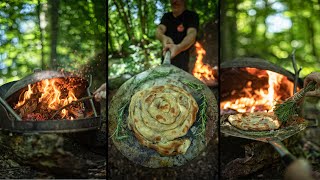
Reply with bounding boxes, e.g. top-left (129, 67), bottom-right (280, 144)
top-left (184, 10), bottom-right (198, 17)
top-left (163, 12), bottom-right (173, 18)
top-left (183, 10), bottom-right (199, 20)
